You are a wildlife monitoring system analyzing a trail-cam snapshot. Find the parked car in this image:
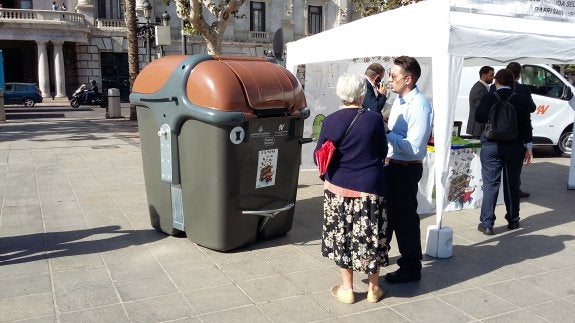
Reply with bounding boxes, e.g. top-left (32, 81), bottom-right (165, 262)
top-left (3, 82), bottom-right (43, 107)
